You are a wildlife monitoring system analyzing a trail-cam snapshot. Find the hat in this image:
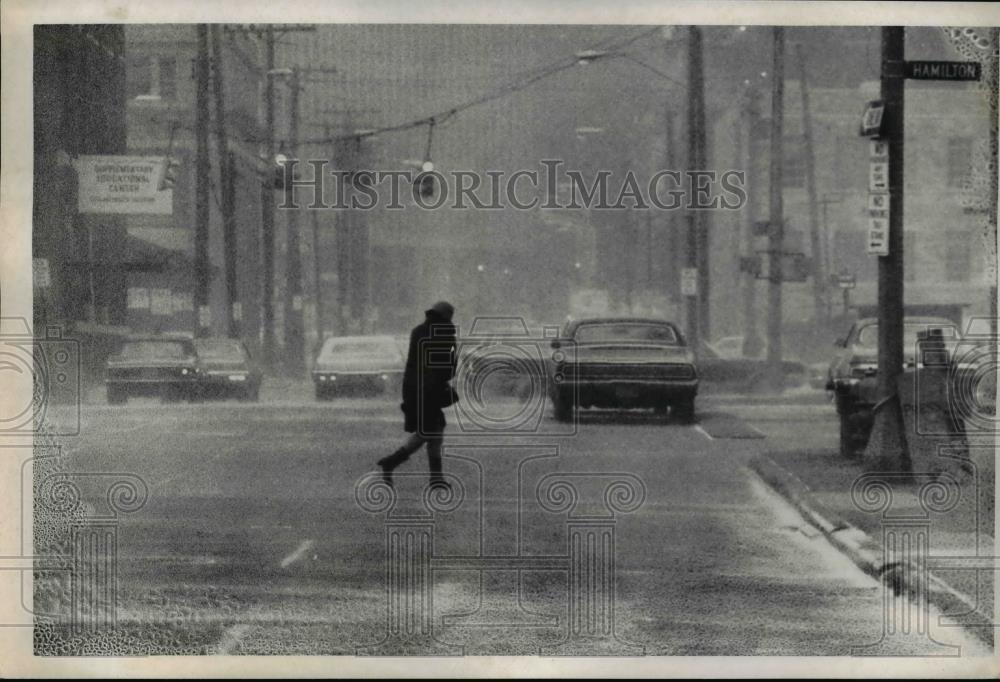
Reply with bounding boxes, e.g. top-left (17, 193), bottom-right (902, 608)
top-left (425, 300), bottom-right (455, 320)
